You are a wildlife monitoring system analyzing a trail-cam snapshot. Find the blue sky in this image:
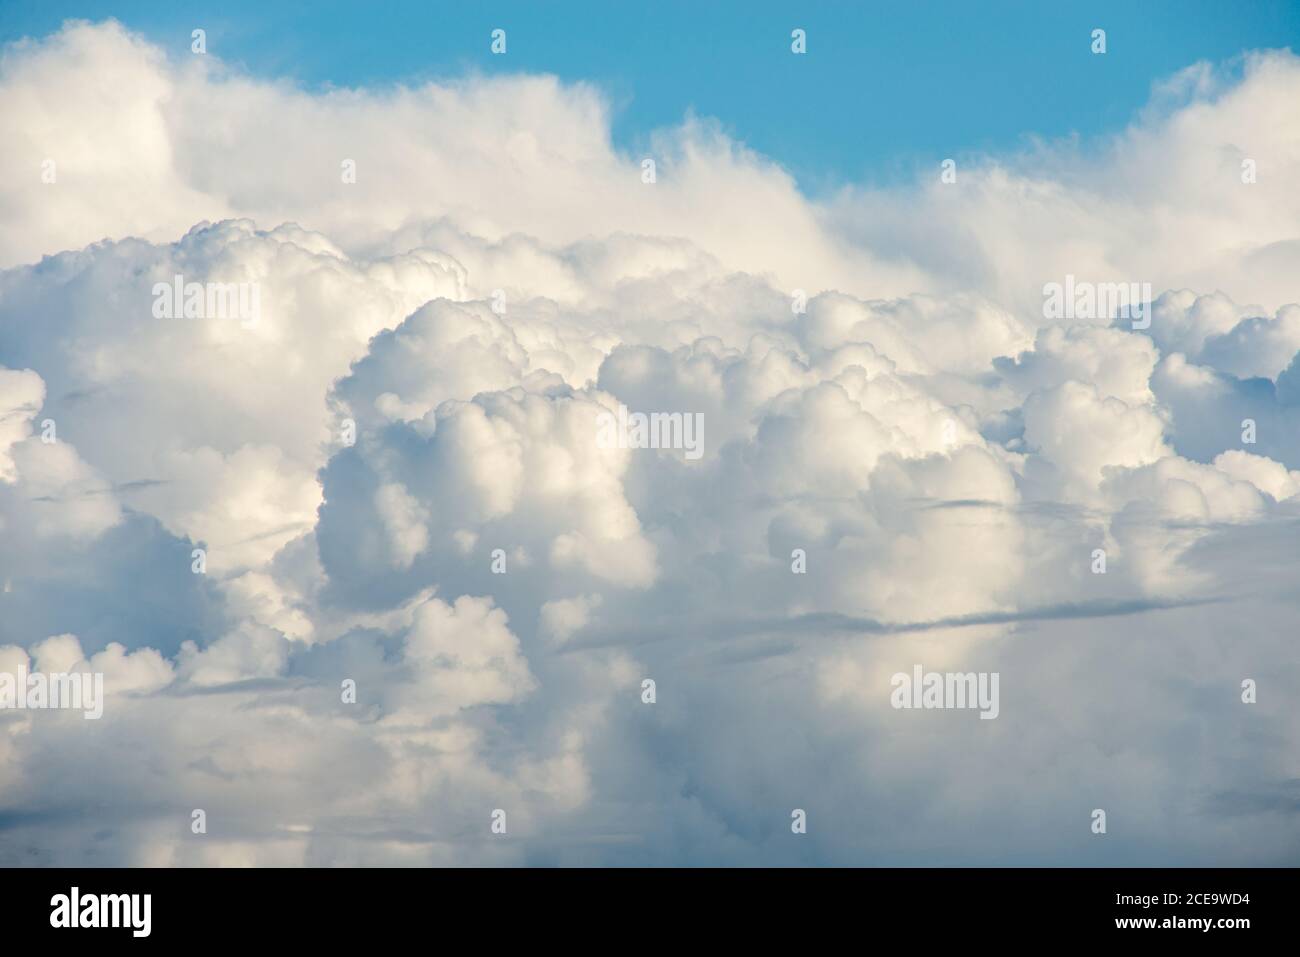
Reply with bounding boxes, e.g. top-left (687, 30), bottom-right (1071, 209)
top-left (3, 0), bottom-right (1298, 191)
